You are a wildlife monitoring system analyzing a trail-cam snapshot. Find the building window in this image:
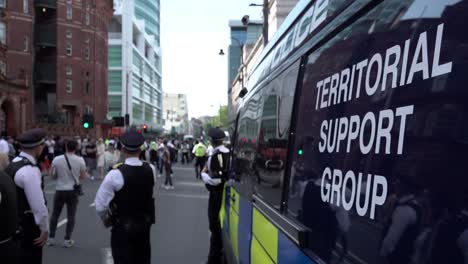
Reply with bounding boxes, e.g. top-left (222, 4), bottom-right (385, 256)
top-left (23, 0), bottom-right (28, 14)
top-left (66, 79), bottom-right (73, 93)
top-left (0, 22), bottom-right (5, 45)
top-left (85, 47), bottom-right (90, 60)
top-left (66, 5), bottom-right (73, 20)
top-left (0, 60), bottom-right (5, 76)
top-left (23, 36), bottom-right (28, 52)
top-left (66, 44), bottom-right (72, 56)
top-left (0, 0), bottom-right (5, 8)
top-left (66, 30), bottom-right (72, 39)
top-left (66, 66), bottom-right (72, 76)
top-left (85, 82), bottom-right (90, 94)
top-left (85, 12), bottom-right (90, 26)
